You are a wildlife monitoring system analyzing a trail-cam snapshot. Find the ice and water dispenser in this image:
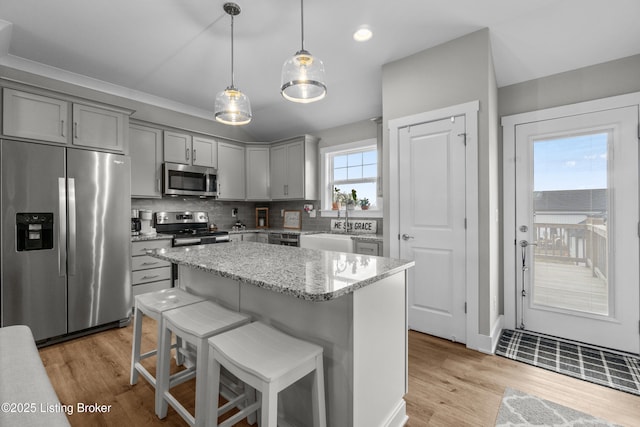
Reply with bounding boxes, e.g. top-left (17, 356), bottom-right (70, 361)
top-left (16, 213), bottom-right (54, 251)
